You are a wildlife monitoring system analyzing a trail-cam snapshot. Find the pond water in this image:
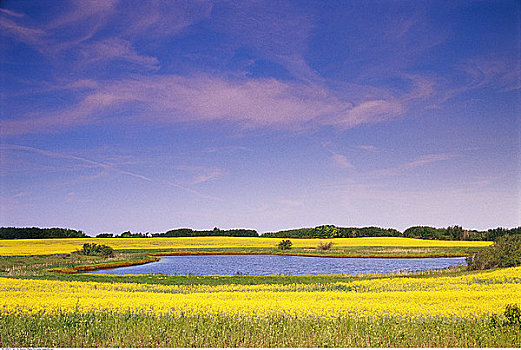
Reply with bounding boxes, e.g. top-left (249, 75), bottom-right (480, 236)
top-left (93, 255), bottom-right (467, 276)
